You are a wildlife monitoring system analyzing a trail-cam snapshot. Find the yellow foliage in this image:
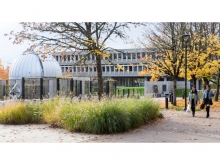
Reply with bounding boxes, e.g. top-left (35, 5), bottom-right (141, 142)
top-left (159, 99), bottom-right (220, 110)
top-left (116, 64), bottom-right (124, 71)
